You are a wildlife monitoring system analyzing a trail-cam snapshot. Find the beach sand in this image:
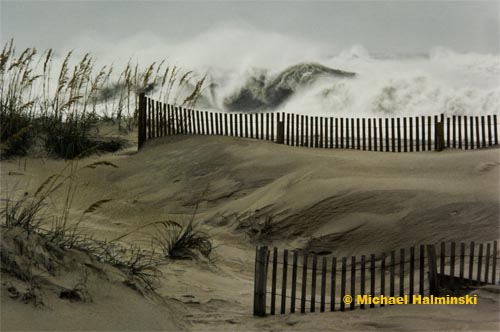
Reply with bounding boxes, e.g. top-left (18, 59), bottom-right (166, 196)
top-left (1, 134), bottom-right (499, 331)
